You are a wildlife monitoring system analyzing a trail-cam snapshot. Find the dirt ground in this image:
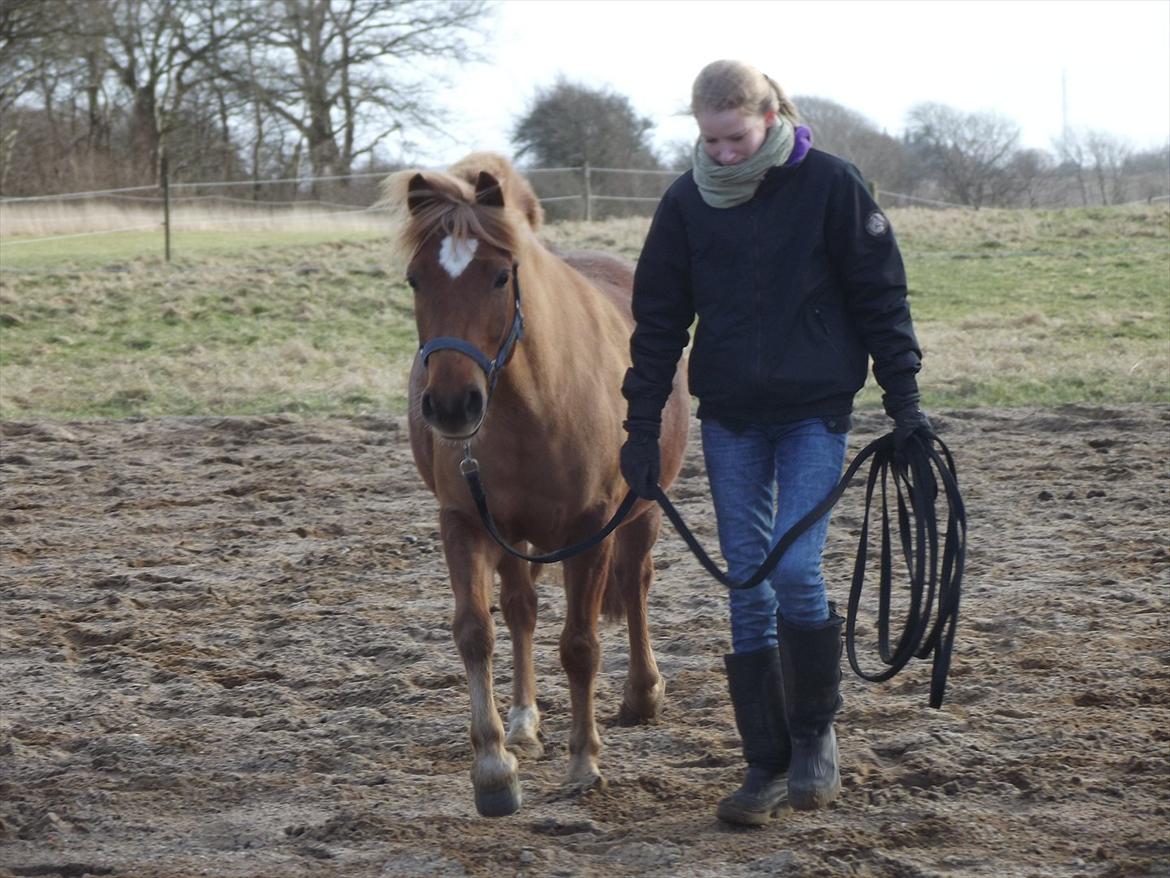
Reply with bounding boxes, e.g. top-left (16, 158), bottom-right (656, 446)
top-left (1, 404), bottom-right (1167, 878)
